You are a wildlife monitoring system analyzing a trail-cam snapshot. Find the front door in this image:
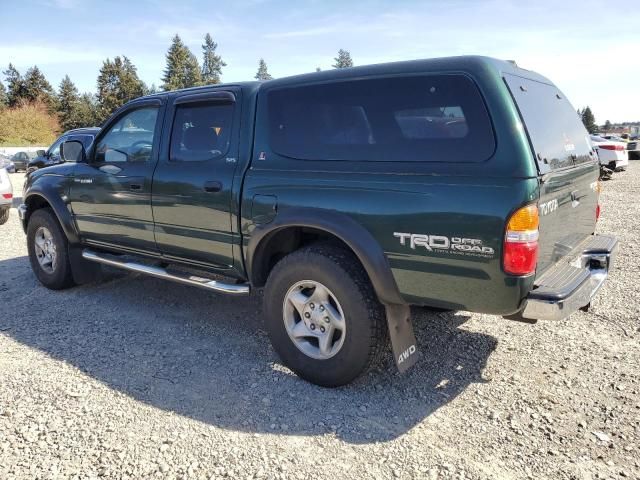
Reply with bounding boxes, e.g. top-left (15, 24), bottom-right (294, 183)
top-left (69, 100), bottom-right (164, 253)
top-left (152, 90), bottom-right (240, 269)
